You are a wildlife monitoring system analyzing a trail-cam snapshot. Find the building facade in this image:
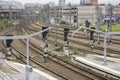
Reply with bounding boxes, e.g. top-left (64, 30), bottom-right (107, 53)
top-left (91, 0), bottom-right (98, 5)
top-left (80, 0), bottom-right (98, 5)
top-left (116, 7), bottom-right (120, 16)
top-left (0, 1), bottom-right (23, 19)
top-left (50, 3), bottom-right (114, 26)
top-left (77, 5), bottom-right (97, 24)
